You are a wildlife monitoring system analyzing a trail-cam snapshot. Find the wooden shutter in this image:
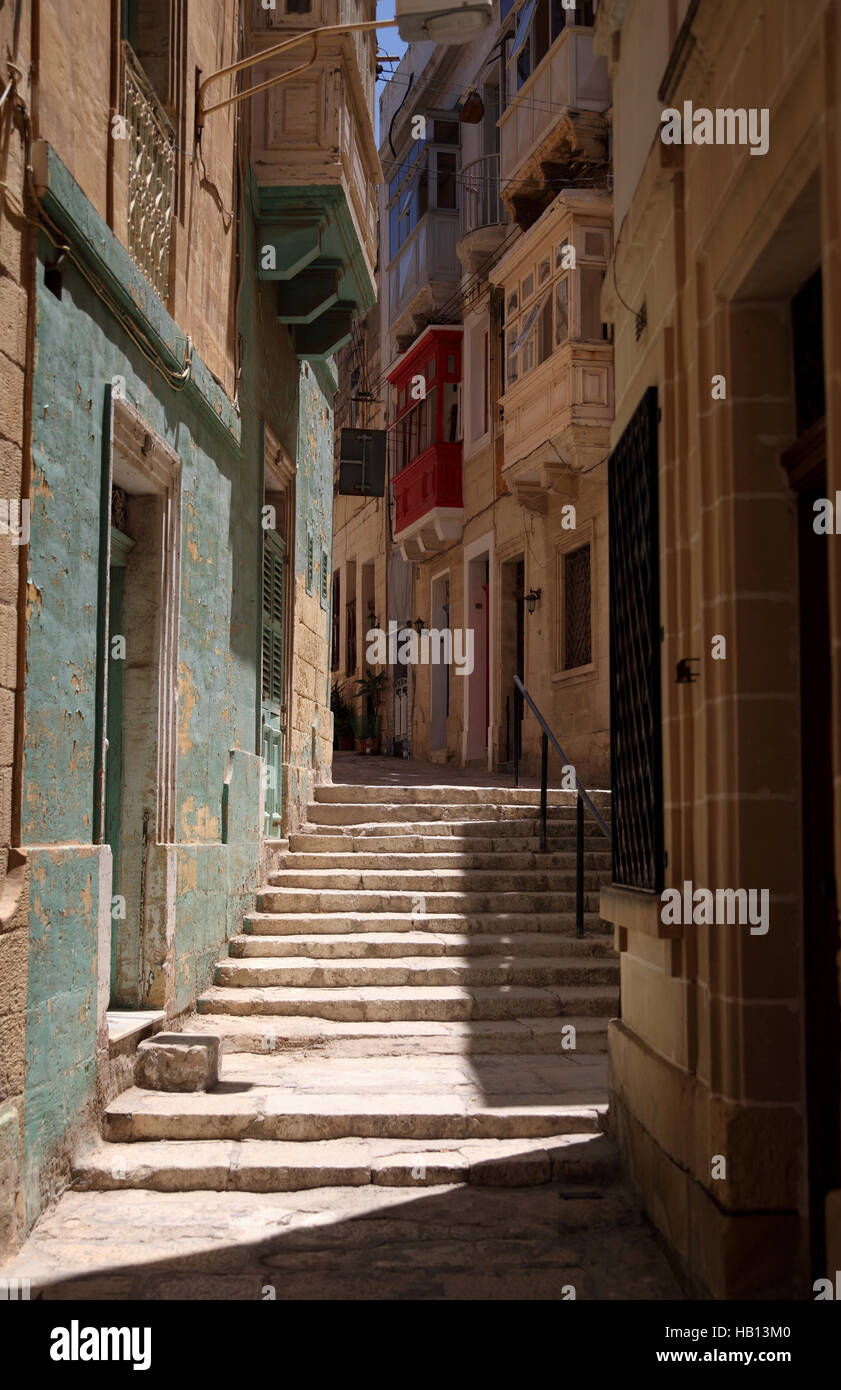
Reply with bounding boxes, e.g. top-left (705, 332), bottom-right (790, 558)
top-left (262, 530), bottom-right (286, 711)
